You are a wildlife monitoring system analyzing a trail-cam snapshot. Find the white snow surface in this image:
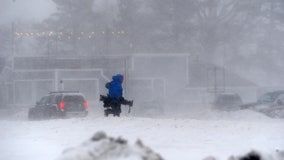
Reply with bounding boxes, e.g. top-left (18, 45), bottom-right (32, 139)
top-left (0, 106), bottom-right (284, 160)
